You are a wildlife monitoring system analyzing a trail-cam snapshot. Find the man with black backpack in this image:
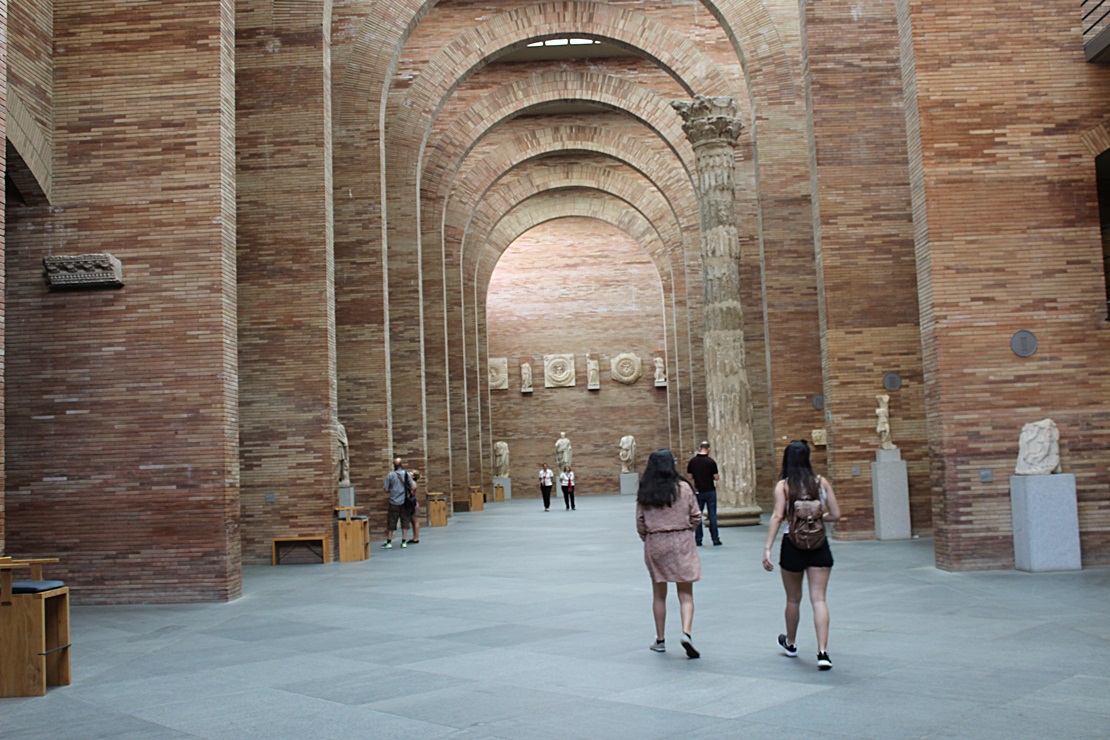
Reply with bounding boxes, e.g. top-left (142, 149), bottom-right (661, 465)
top-left (382, 457), bottom-right (417, 549)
